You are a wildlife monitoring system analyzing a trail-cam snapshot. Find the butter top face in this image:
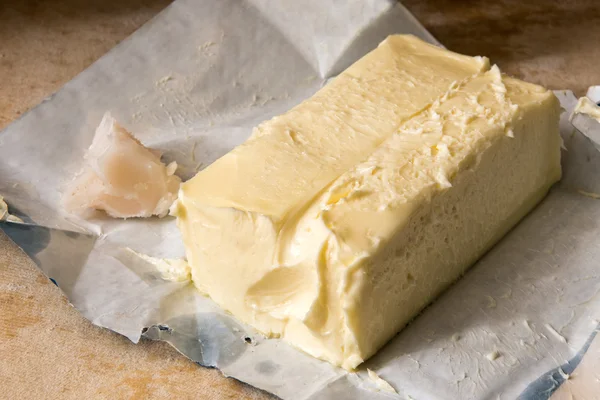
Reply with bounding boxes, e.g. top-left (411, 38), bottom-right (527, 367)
top-left (316, 68), bottom-right (550, 255)
top-left (174, 35), bottom-right (561, 370)
top-left (180, 35), bottom-right (489, 220)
